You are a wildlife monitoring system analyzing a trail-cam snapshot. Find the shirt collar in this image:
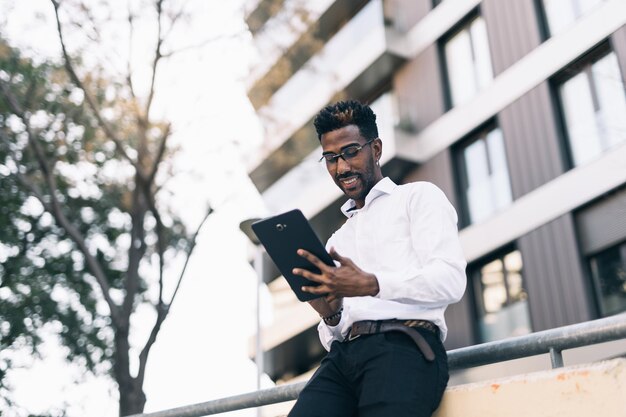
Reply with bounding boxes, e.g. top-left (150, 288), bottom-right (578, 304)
top-left (340, 177), bottom-right (397, 218)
